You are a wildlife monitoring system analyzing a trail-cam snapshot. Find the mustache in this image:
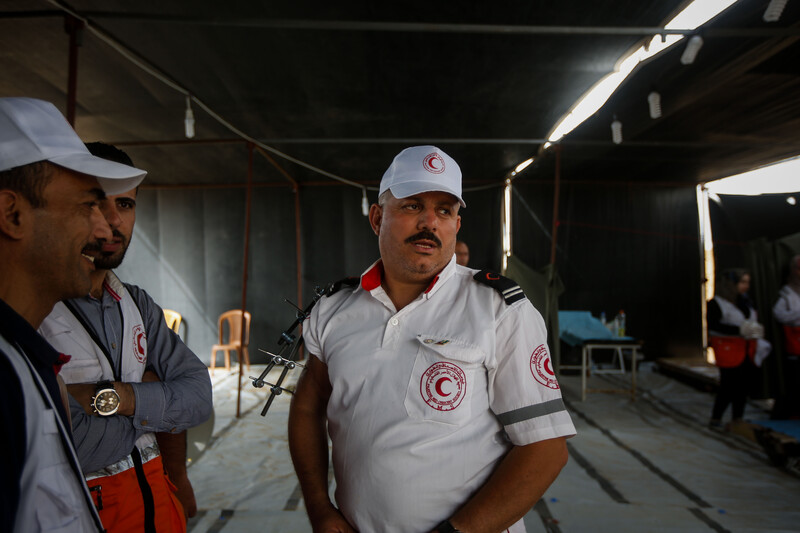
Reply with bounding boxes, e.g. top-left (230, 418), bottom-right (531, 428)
top-left (82, 230), bottom-right (126, 253)
top-left (405, 231), bottom-right (442, 248)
